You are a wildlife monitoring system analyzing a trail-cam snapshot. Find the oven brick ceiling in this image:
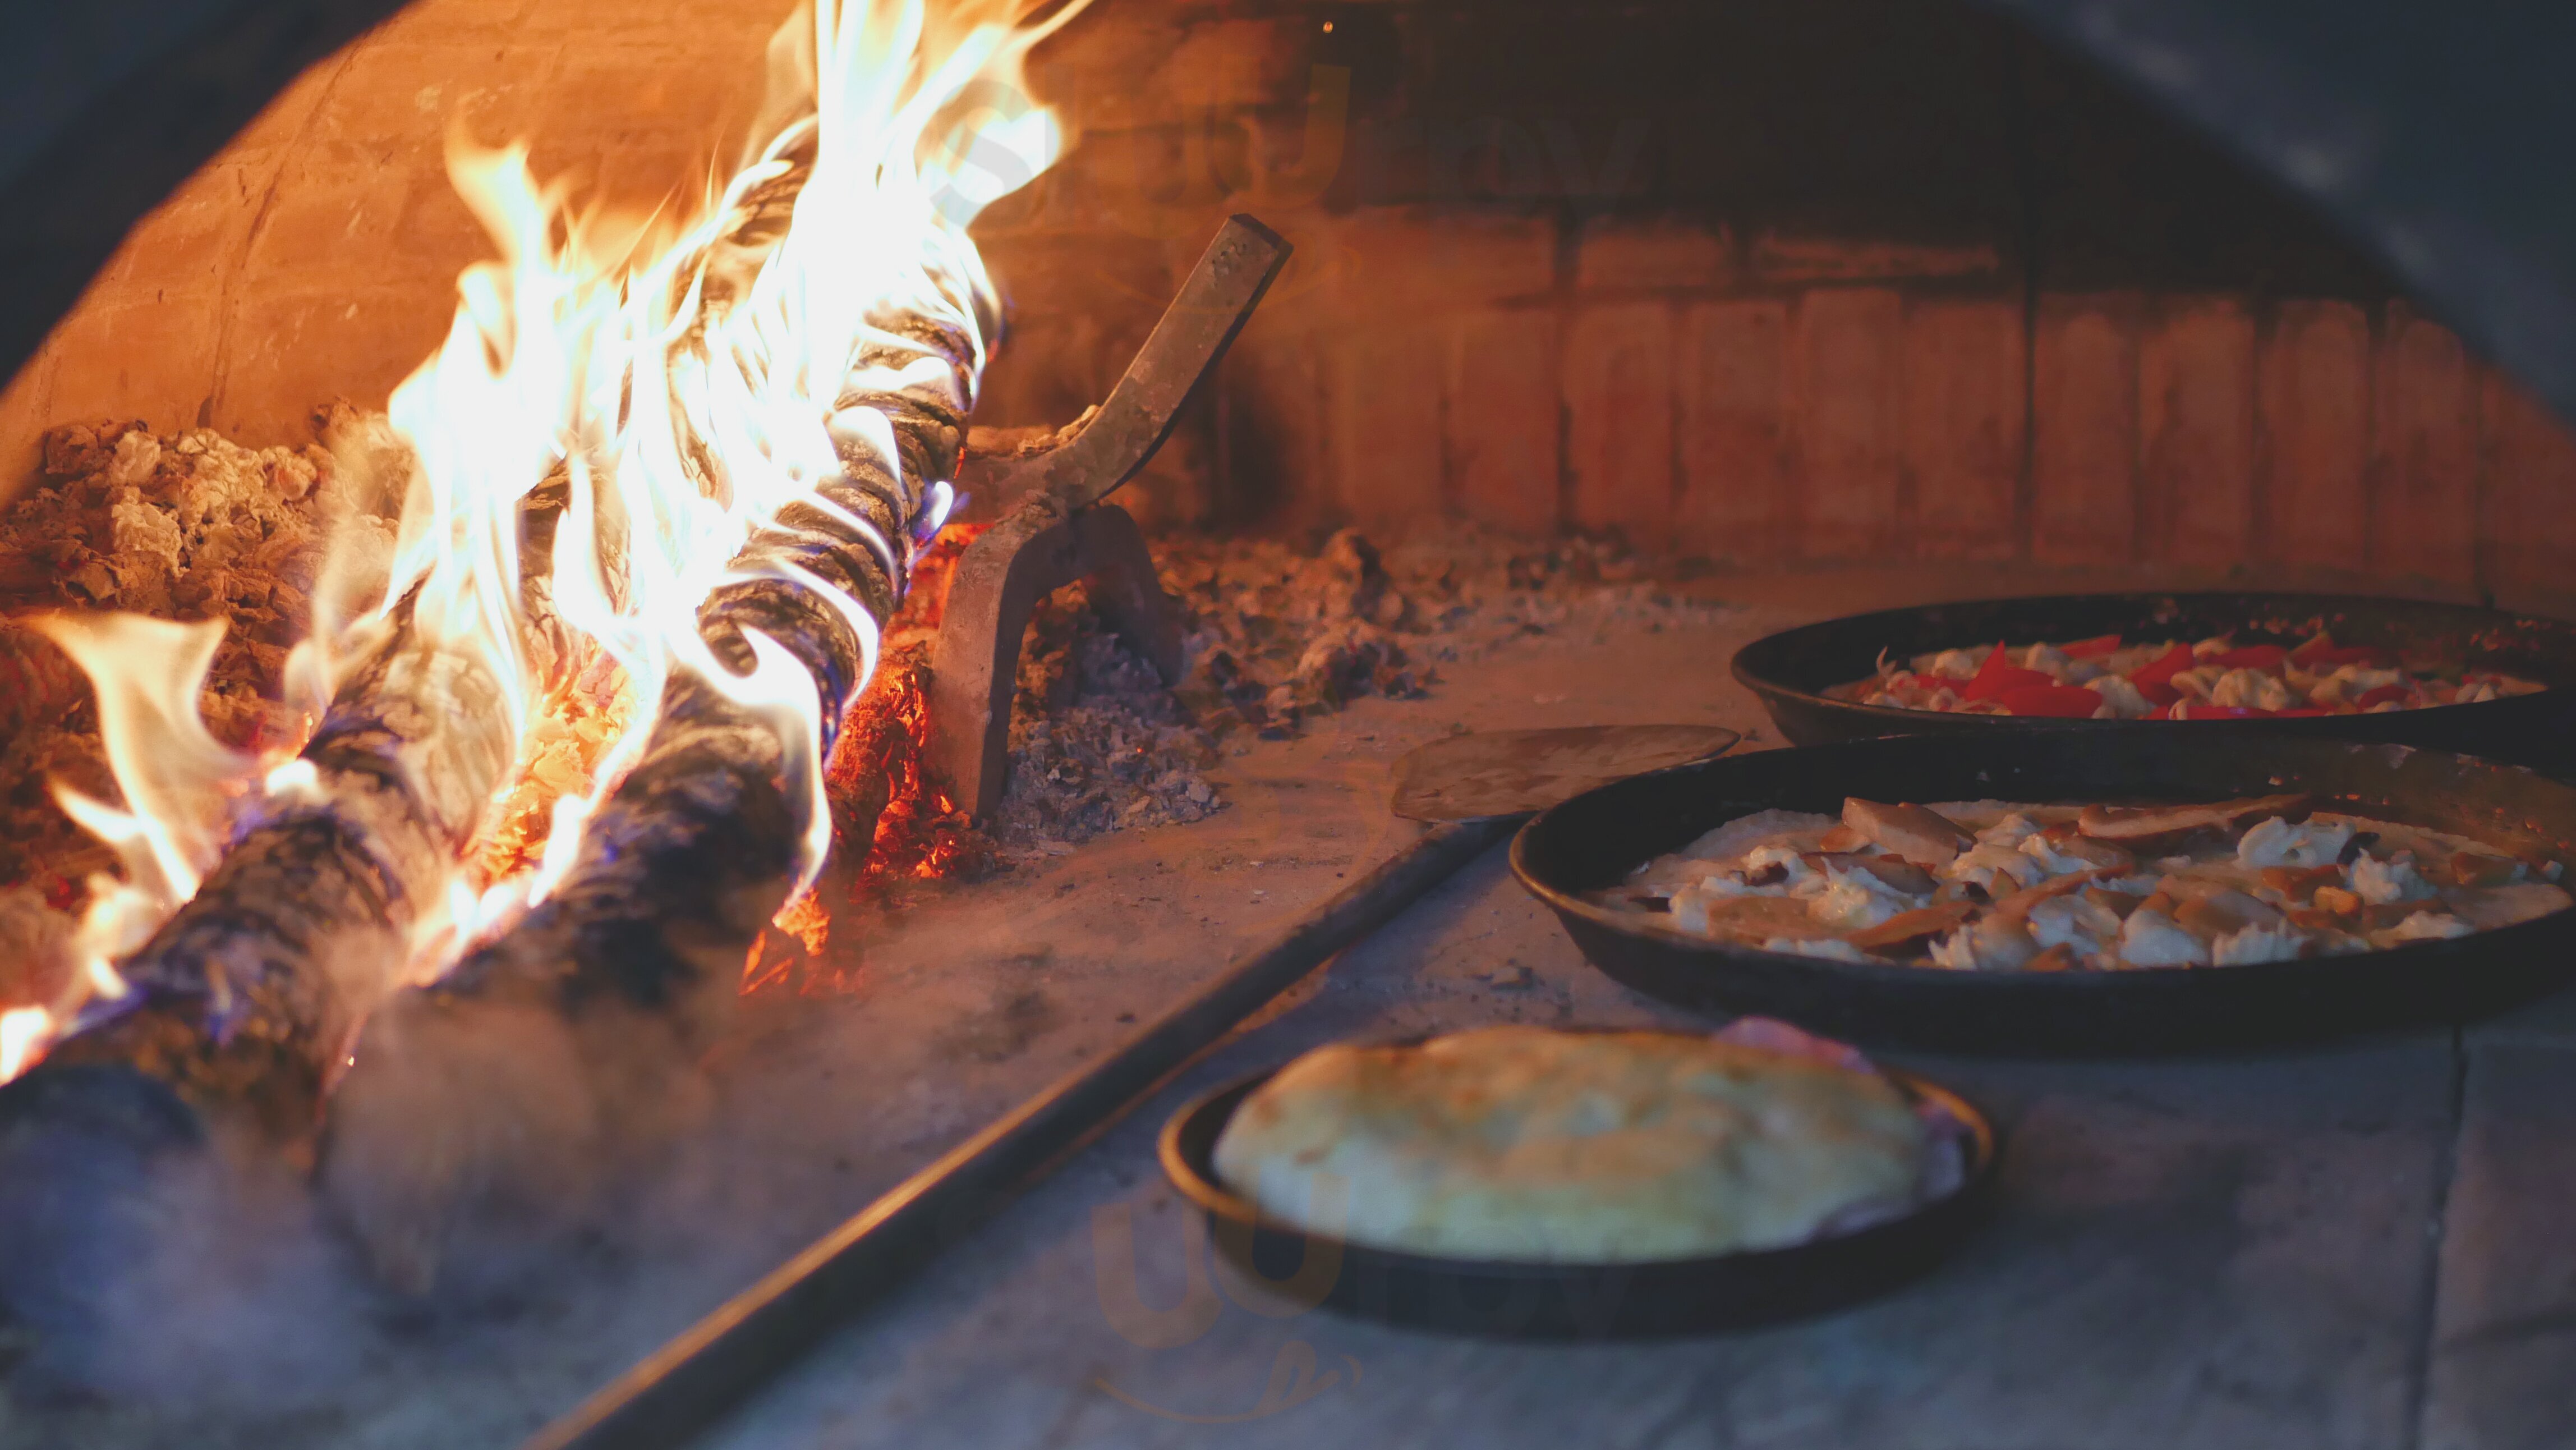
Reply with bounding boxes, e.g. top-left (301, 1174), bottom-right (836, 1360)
top-left (5, 0), bottom-right (2572, 611)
